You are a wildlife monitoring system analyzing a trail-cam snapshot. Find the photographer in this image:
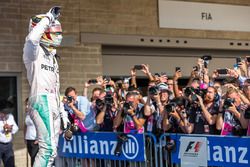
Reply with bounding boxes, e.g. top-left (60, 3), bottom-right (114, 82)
top-left (216, 87), bottom-right (247, 136)
top-left (95, 91), bottom-right (119, 132)
top-left (114, 92), bottom-right (146, 133)
top-left (144, 83), bottom-right (169, 136)
top-left (184, 86), bottom-right (219, 134)
top-left (163, 97), bottom-right (188, 133)
top-left (64, 87), bottom-right (96, 134)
